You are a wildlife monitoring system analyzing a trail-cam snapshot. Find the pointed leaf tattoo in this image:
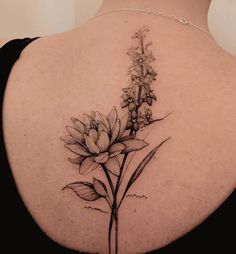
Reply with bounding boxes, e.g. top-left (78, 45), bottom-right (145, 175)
top-left (63, 181), bottom-right (103, 201)
top-left (93, 178), bottom-right (108, 197)
top-left (125, 137), bottom-right (170, 190)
